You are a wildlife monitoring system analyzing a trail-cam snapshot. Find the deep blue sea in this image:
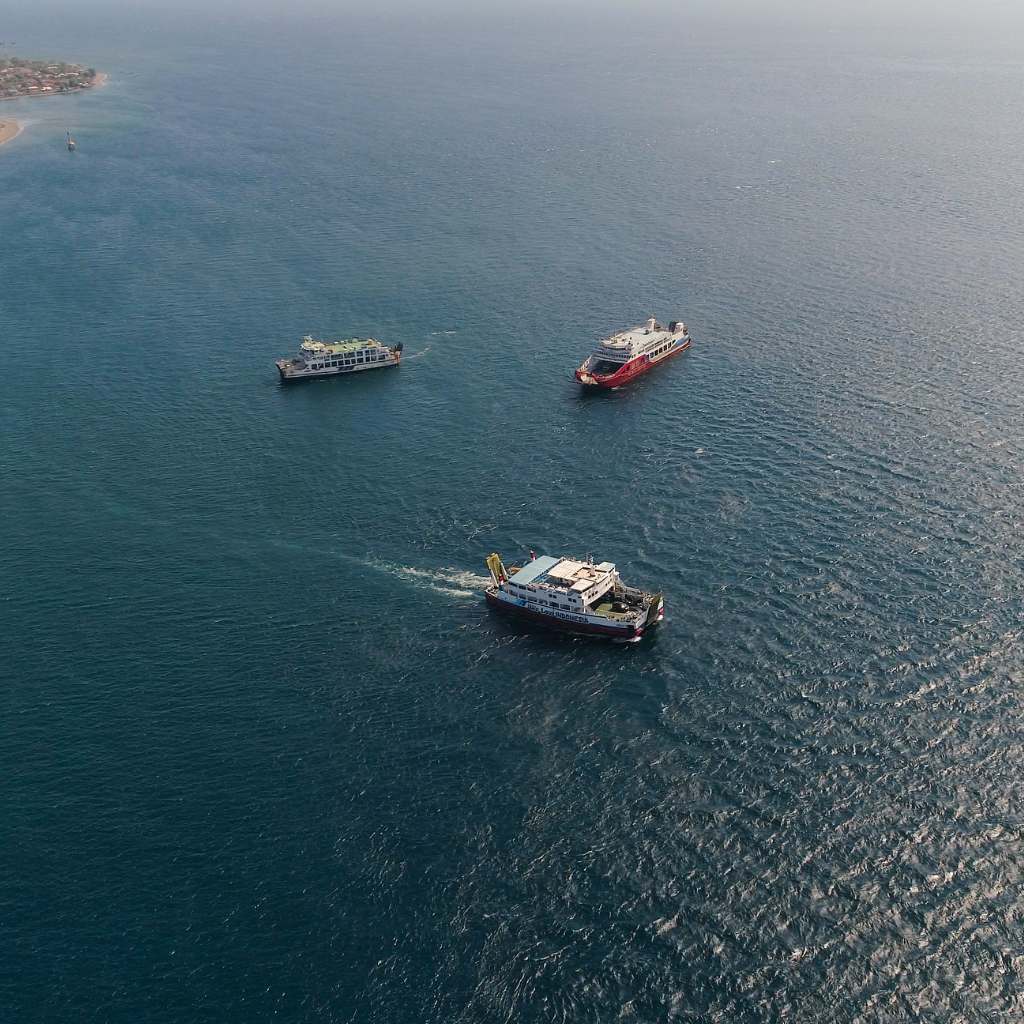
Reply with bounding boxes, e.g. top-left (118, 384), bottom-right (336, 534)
top-left (3, 3), bottom-right (1024, 1021)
